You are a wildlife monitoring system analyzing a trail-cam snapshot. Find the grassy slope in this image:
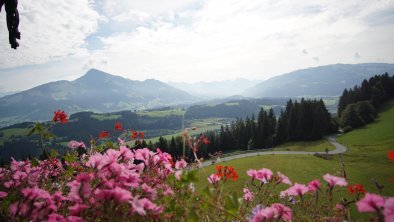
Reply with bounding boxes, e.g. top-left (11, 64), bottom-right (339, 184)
top-left (0, 128), bottom-right (30, 146)
top-left (137, 109), bottom-right (185, 117)
top-left (274, 139), bottom-right (335, 152)
top-left (195, 100), bottom-right (394, 198)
